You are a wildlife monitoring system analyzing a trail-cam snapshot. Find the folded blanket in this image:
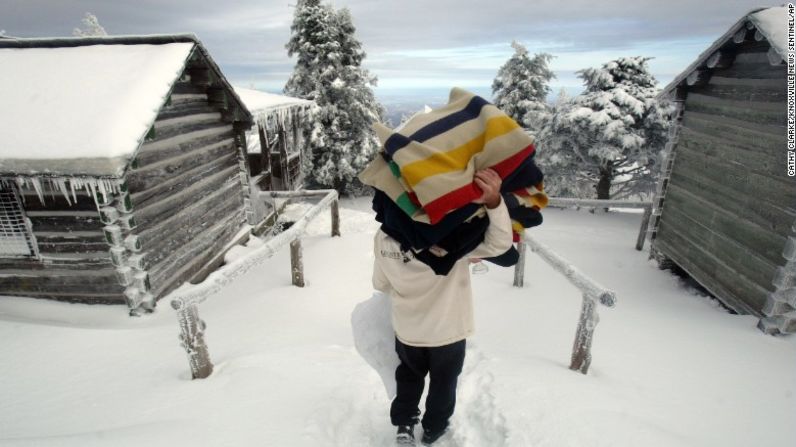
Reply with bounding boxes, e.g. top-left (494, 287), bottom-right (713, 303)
top-left (367, 87), bottom-right (537, 225)
top-left (360, 87), bottom-right (548, 273)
